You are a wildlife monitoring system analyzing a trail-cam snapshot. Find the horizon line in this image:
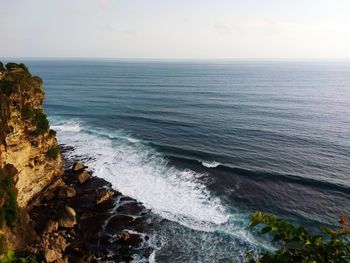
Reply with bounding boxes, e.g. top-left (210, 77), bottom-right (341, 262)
top-left (1, 57), bottom-right (350, 62)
